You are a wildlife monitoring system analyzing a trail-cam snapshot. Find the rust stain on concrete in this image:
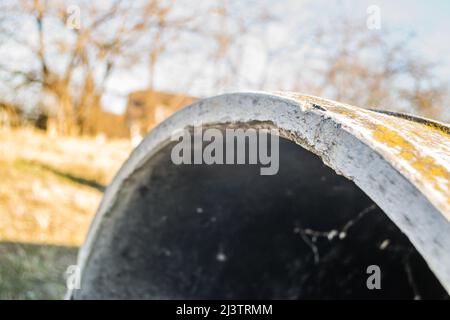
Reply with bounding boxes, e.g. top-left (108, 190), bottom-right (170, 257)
top-left (277, 92), bottom-right (450, 218)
